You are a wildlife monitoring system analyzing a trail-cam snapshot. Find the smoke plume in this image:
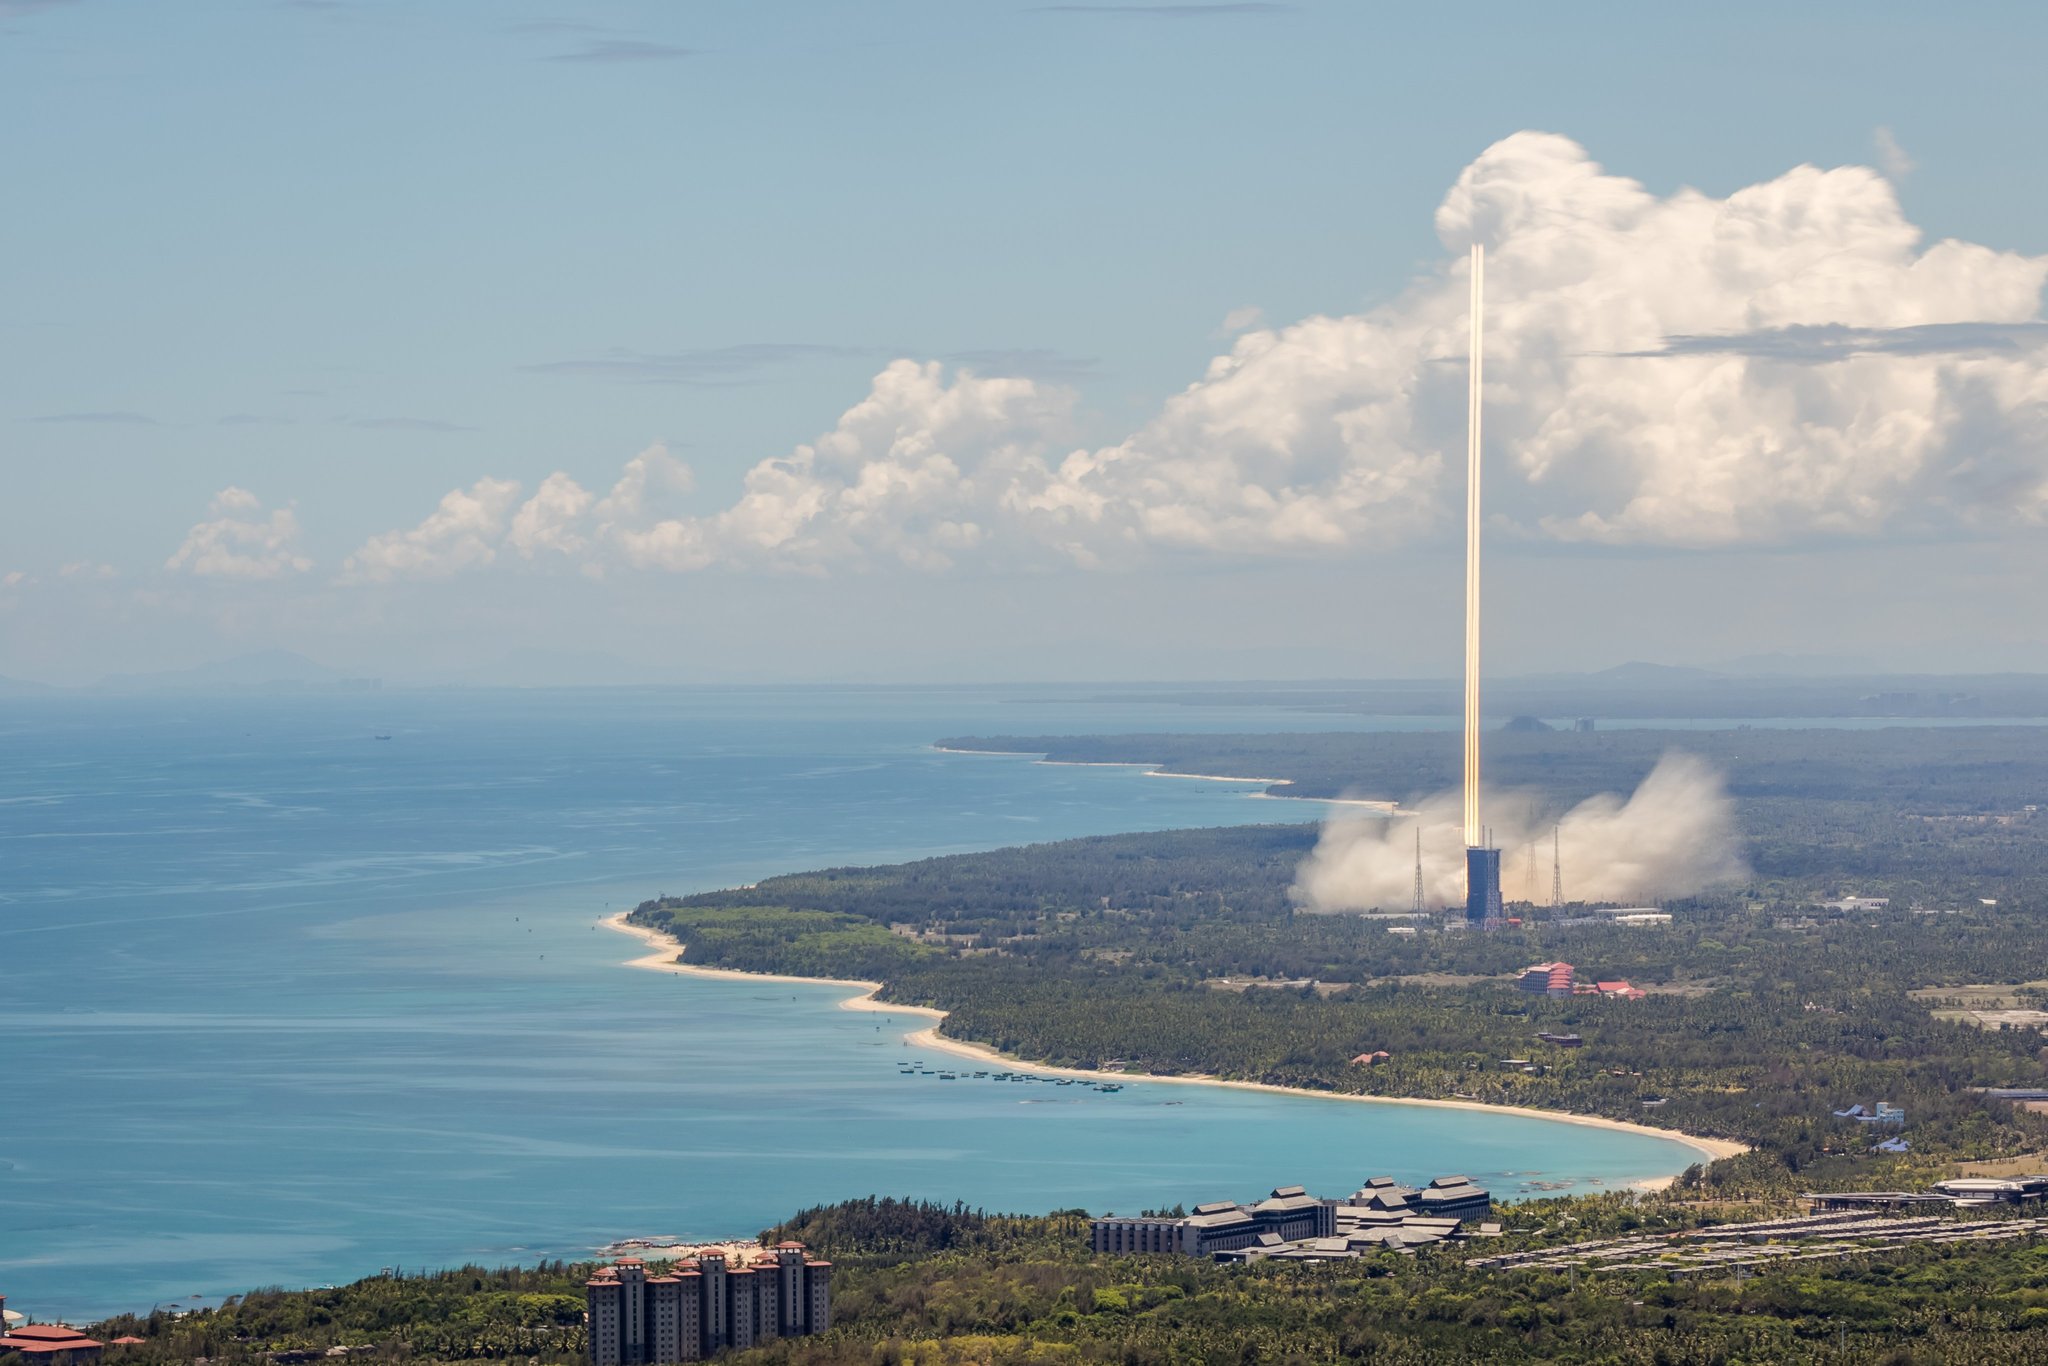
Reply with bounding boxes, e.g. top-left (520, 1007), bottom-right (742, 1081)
top-left (1290, 751), bottom-right (1745, 912)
